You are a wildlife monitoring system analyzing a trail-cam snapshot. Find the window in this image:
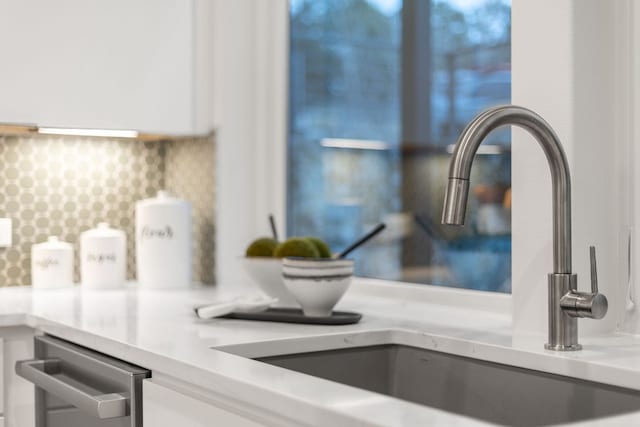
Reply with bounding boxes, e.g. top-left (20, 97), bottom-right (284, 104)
top-left (288, 0), bottom-right (512, 292)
